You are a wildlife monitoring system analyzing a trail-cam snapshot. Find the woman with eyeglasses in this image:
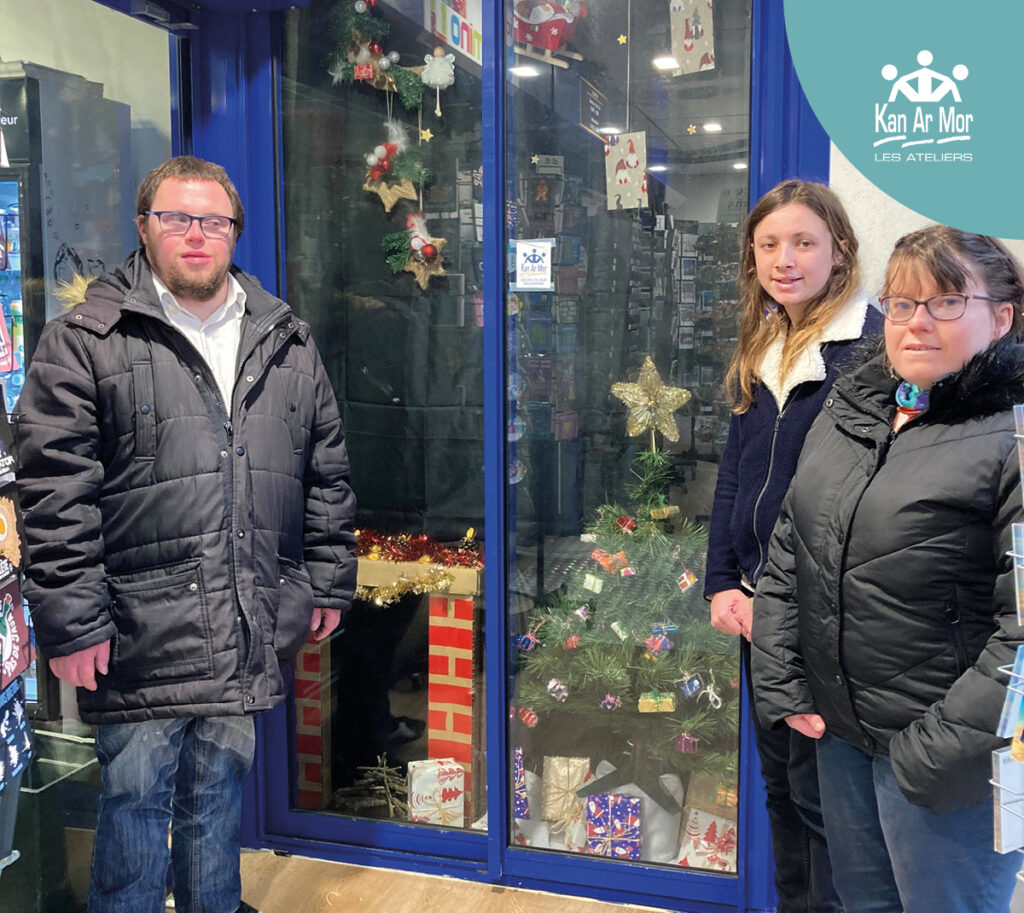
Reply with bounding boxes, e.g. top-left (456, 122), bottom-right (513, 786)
top-left (751, 224), bottom-right (1024, 913)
